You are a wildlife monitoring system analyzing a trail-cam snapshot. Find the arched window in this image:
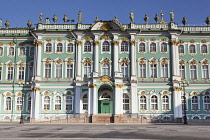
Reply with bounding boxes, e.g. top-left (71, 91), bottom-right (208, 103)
top-left (151, 95), bottom-right (158, 110)
top-left (161, 43), bottom-right (167, 52)
top-left (150, 43), bottom-right (156, 52)
top-left (7, 66), bottom-right (14, 80)
top-left (178, 45), bottom-right (184, 53)
top-left (67, 64), bottom-right (73, 78)
top-left (57, 43), bottom-right (63, 52)
top-left (189, 45), bottom-right (196, 53)
top-left (190, 65), bottom-right (197, 79)
top-left (44, 96), bottom-right (50, 110)
top-left (9, 47), bottom-right (14, 56)
top-left (205, 116), bottom-right (210, 119)
top-left (55, 63), bottom-right (62, 78)
top-left (121, 63), bottom-right (128, 77)
top-left (84, 41), bottom-right (91, 52)
top-left (82, 94), bottom-right (88, 110)
top-left (102, 41), bottom-right (110, 52)
top-left (181, 96), bottom-right (188, 110)
top-left (202, 64), bottom-right (209, 79)
top-left (204, 96), bottom-right (210, 110)
top-left (179, 64), bottom-right (185, 79)
top-left (193, 116), bottom-right (199, 120)
top-left (201, 45), bottom-right (208, 53)
top-left (123, 94), bottom-right (130, 111)
top-left (28, 96), bottom-right (31, 111)
top-left (6, 97), bottom-right (11, 110)
top-left (162, 95), bottom-right (169, 110)
top-left (46, 43), bottom-right (52, 52)
top-left (0, 47), bottom-right (3, 56)
top-left (161, 63), bottom-right (168, 78)
top-left (192, 96), bottom-right (199, 110)
top-left (139, 43), bottom-right (145, 52)
top-left (18, 66), bottom-right (25, 80)
top-left (84, 63), bottom-right (91, 77)
top-left (140, 95), bottom-right (147, 110)
top-left (16, 97), bottom-right (23, 111)
top-left (45, 64), bottom-right (51, 78)
top-left (55, 96), bottom-right (61, 110)
top-left (66, 95), bottom-right (73, 111)
top-left (67, 43), bottom-right (74, 53)
top-left (101, 63), bottom-right (110, 76)
top-left (20, 47), bottom-right (25, 56)
top-left (121, 41), bottom-right (128, 52)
